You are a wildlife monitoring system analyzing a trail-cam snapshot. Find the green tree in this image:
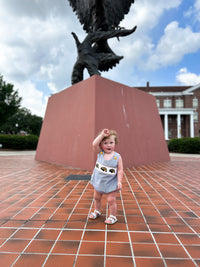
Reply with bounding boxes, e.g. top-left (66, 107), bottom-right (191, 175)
top-left (0, 108), bottom-right (43, 136)
top-left (0, 75), bottom-right (22, 126)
